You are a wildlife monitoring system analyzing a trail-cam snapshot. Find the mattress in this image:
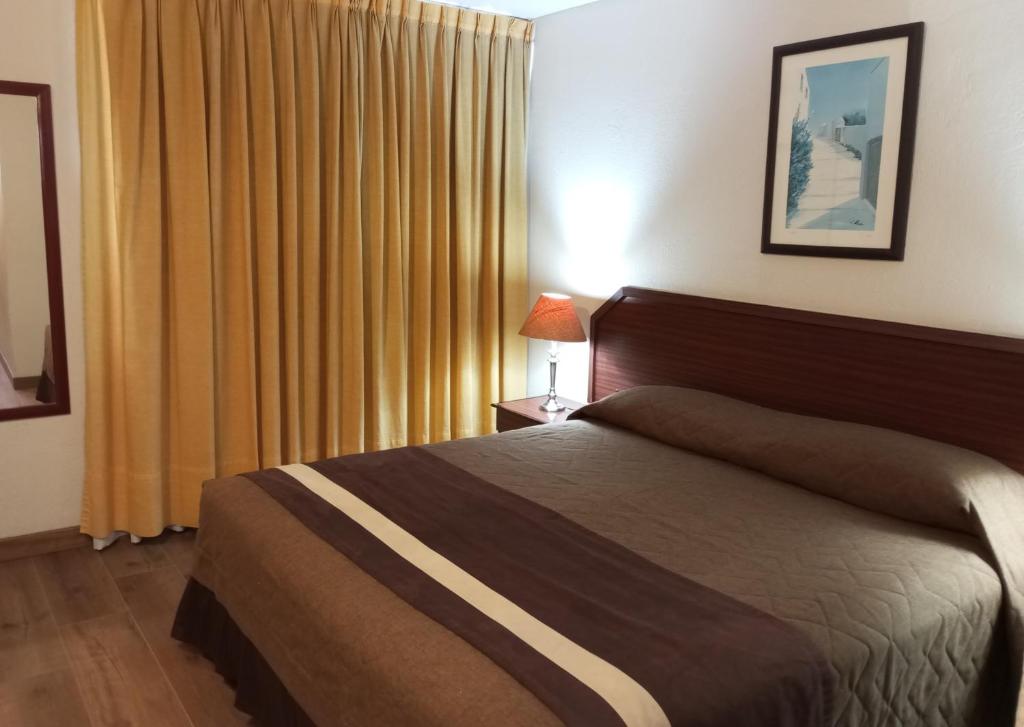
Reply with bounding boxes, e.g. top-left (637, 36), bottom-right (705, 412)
top-left (180, 387), bottom-right (1019, 726)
